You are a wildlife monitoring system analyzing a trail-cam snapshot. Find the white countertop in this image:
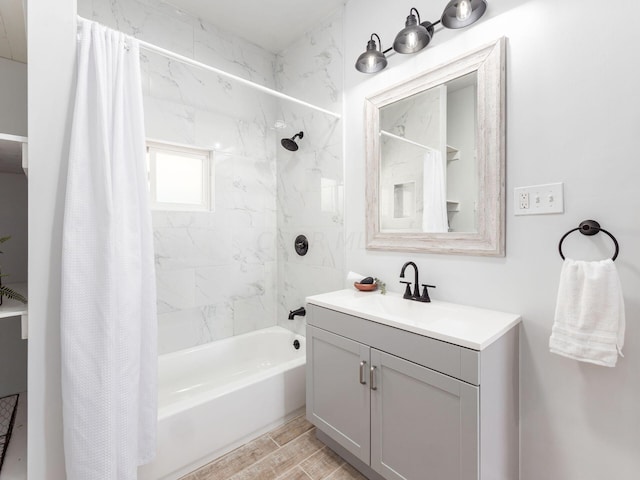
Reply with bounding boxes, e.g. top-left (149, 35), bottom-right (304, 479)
top-left (306, 289), bottom-right (521, 350)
